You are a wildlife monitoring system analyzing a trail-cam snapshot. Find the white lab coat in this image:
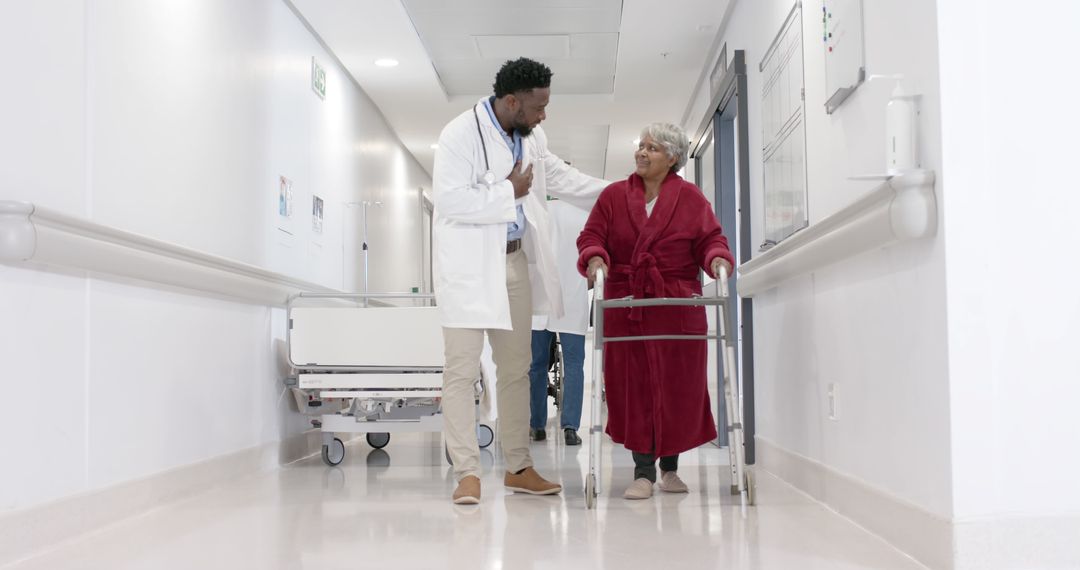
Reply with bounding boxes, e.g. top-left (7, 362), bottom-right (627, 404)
top-left (432, 97), bottom-right (607, 330)
top-left (531, 199), bottom-right (592, 335)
